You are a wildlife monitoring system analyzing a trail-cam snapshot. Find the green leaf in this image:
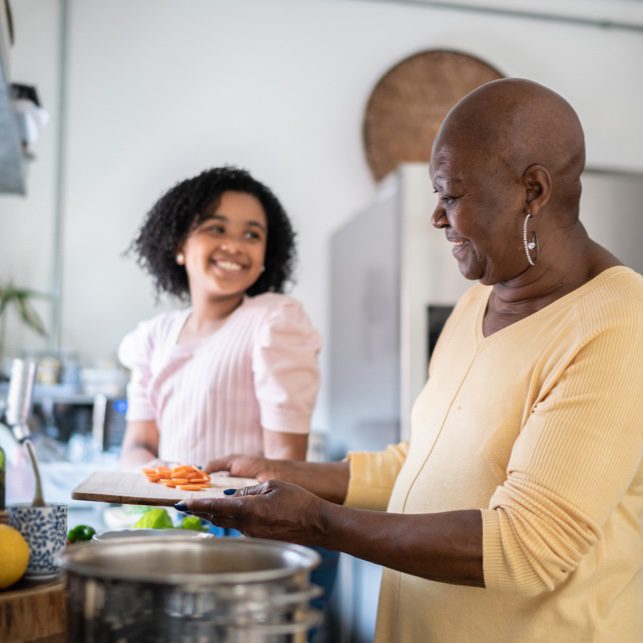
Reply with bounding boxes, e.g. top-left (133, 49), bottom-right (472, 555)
top-left (16, 295), bottom-right (47, 336)
top-left (0, 280), bottom-right (51, 337)
top-left (0, 286), bottom-right (19, 315)
top-left (18, 288), bottom-right (52, 301)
